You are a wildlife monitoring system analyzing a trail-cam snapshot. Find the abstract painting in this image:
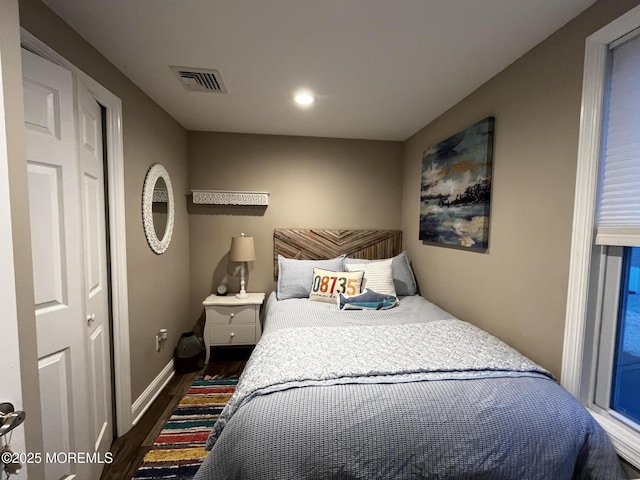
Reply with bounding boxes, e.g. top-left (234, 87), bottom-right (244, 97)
top-left (419, 117), bottom-right (494, 250)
